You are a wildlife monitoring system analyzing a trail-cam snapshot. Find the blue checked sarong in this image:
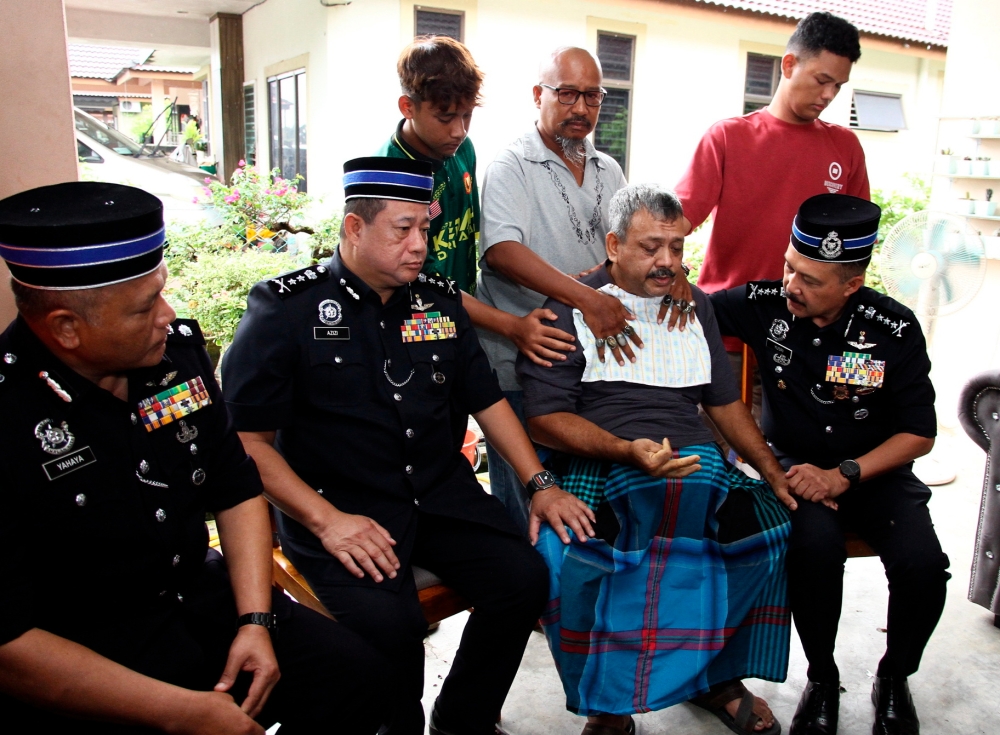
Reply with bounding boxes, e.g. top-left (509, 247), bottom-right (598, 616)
top-left (536, 443), bottom-right (791, 716)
